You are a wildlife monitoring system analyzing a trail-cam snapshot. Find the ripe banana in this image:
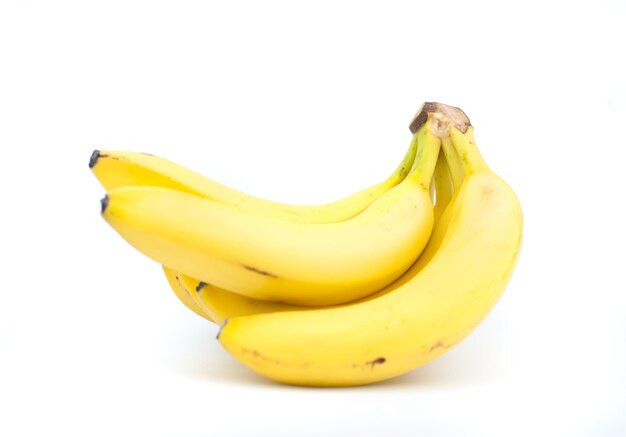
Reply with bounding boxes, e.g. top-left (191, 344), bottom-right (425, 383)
top-left (90, 135), bottom-right (418, 224)
top-left (100, 116), bottom-right (440, 306)
top-left (89, 133), bottom-right (417, 312)
top-left (92, 133), bottom-right (419, 309)
top-left (171, 147), bottom-right (459, 325)
top-left (179, 272), bottom-right (305, 325)
top-left (216, 103), bottom-right (523, 386)
top-left (162, 267), bottom-right (213, 322)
